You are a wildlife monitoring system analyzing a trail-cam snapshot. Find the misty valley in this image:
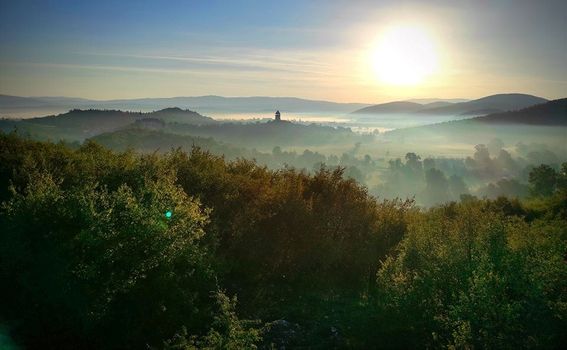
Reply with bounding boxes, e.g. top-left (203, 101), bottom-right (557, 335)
top-left (2, 94), bottom-right (566, 209)
top-left (1, 1), bottom-right (567, 348)
top-left (1, 92), bottom-right (566, 348)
